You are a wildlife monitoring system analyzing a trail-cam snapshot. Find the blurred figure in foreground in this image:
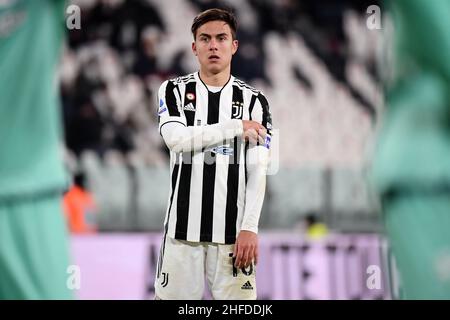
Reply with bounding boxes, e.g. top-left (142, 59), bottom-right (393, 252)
top-left (372, 0), bottom-right (450, 299)
top-left (0, 0), bottom-right (72, 299)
